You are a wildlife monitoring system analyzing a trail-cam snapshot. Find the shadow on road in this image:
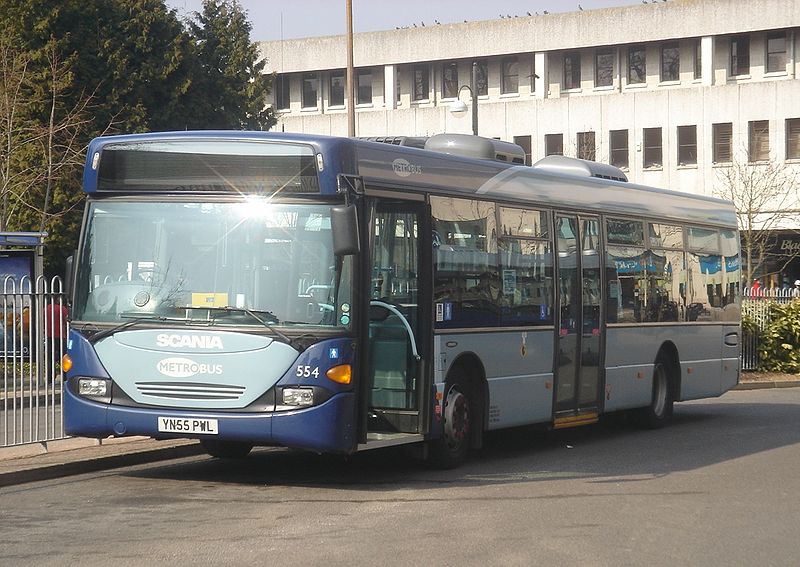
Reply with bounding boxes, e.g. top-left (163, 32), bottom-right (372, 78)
top-left (128, 395), bottom-right (800, 491)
